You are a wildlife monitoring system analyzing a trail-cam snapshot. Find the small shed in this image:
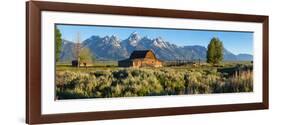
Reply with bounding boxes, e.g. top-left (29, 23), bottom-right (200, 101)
top-left (71, 60), bottom-right (79, 67)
